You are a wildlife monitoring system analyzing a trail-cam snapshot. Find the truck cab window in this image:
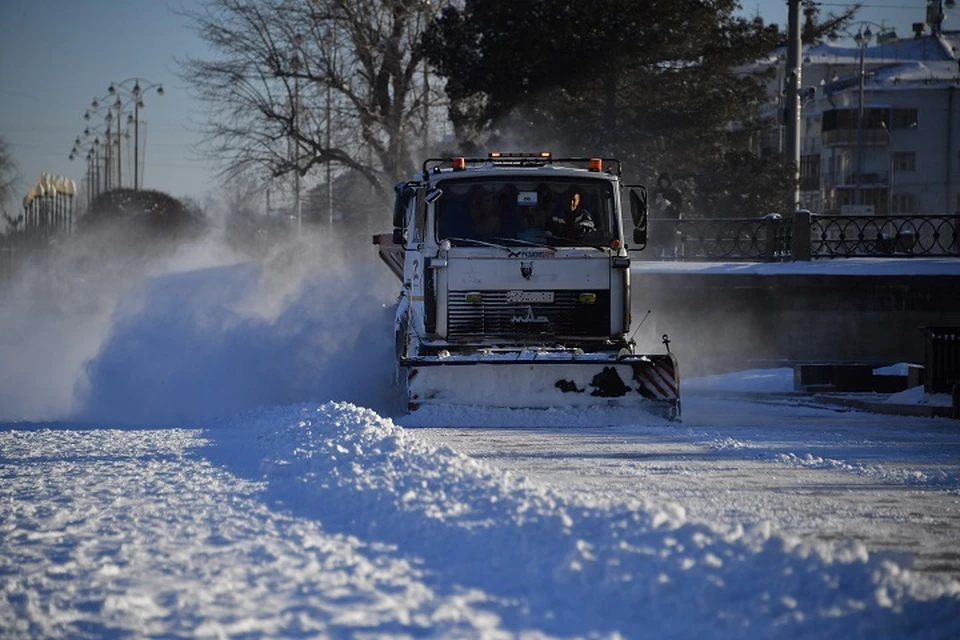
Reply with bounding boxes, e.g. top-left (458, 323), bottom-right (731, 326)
top-left (436, 178), bottom-right (616, 246)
